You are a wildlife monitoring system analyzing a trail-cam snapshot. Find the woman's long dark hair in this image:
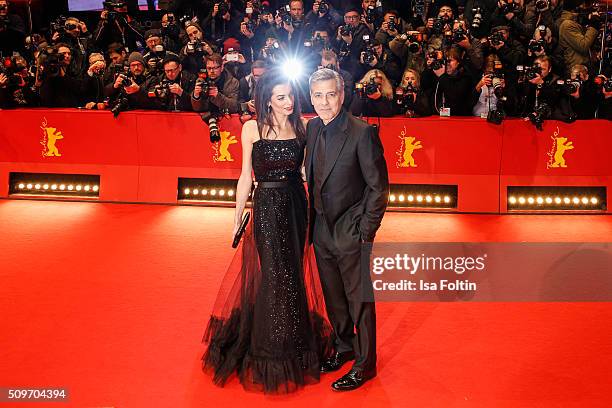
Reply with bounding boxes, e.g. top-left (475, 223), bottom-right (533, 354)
top-left (254, 67), bottom-right (306, 145)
